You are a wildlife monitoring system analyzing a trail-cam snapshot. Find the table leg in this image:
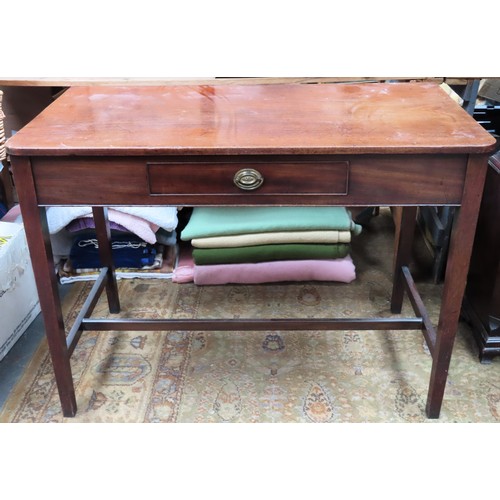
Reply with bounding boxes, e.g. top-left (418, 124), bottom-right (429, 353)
top-left (390, 206), bottom-right (417, 313)
top-left (10, 157), bottom-right (77, 417)
top-left (426, 155), bottom-right (489, 418)
top-left (92, 207), bottom-right (120, 313)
